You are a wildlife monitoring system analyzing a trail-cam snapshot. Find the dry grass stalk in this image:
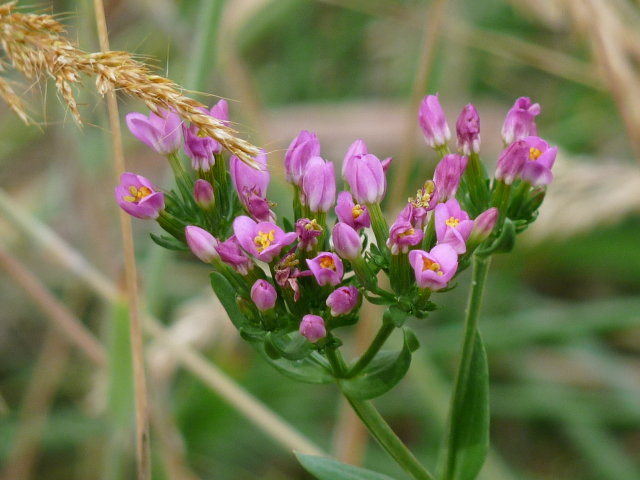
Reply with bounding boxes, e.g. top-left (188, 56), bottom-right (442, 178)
top-left (0, 1), bottom-right (261, 167)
